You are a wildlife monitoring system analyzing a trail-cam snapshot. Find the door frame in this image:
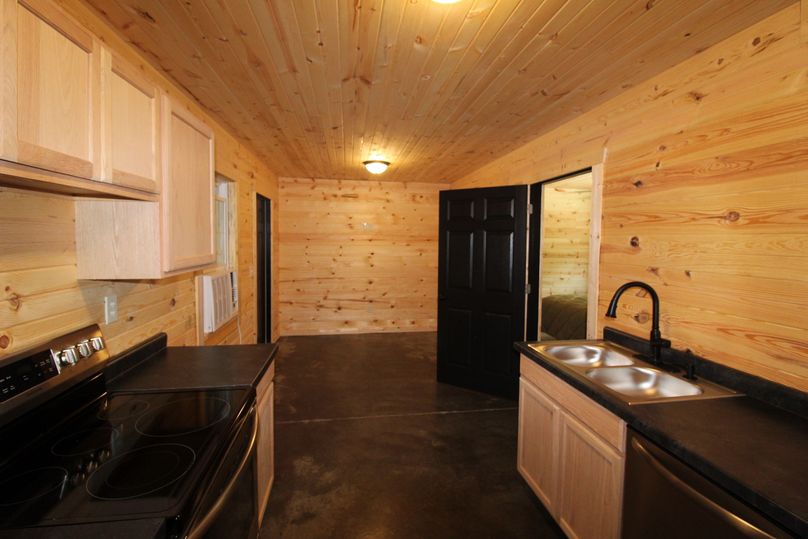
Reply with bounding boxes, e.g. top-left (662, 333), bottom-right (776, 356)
top-left (525, 164), bottom-right (603, 340)
top-left (256, 194), bottom-right (272, 344)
